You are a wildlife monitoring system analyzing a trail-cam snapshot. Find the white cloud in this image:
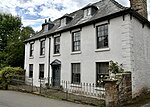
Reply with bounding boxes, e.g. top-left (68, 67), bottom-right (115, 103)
top-left (0, 0), bottom-right (150, 31)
